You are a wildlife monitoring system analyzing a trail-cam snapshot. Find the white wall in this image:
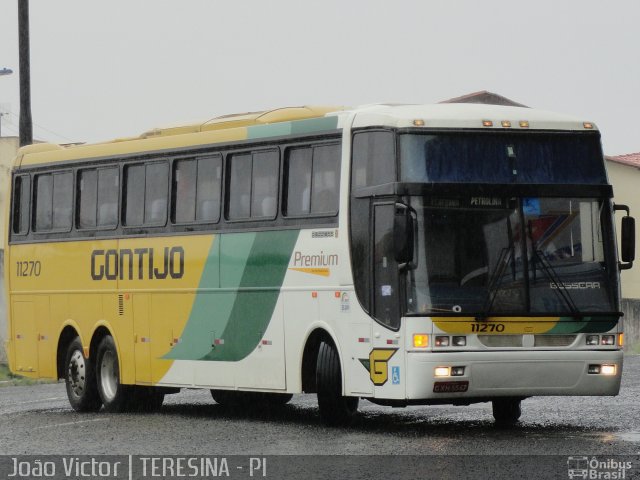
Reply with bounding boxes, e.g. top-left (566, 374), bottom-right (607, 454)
top-left (607, 160), bottom-right (640, 299)
top-left (0, 137), bottom-right (19, 363)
